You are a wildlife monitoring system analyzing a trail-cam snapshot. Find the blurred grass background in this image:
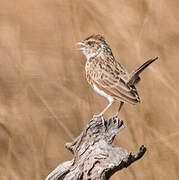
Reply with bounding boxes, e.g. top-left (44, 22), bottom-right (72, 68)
top-left (0, 0), bottom-right (179, 179)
